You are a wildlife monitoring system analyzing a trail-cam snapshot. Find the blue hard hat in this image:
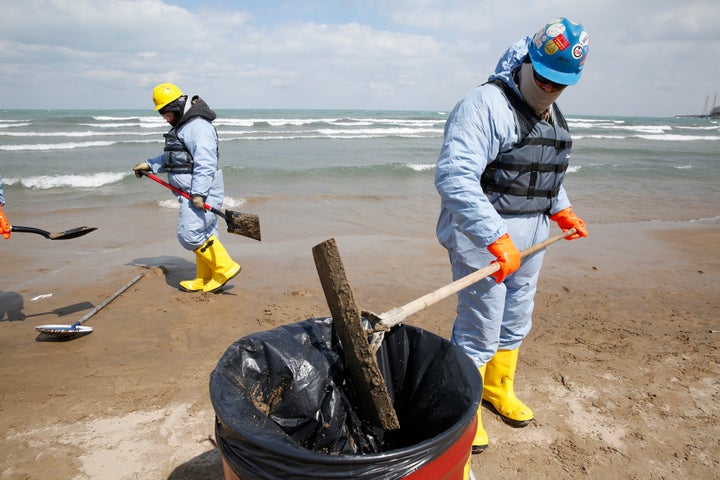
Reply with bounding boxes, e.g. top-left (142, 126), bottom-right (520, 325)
top-left (528, 18), bottom-right (589, 86)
